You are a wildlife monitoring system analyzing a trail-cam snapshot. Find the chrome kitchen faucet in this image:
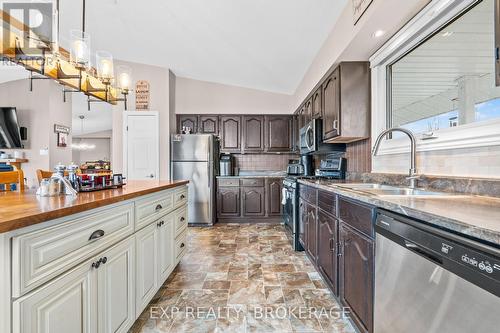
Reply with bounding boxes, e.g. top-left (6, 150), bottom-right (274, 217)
top-left (372, 128), bottom-right (419, 189)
